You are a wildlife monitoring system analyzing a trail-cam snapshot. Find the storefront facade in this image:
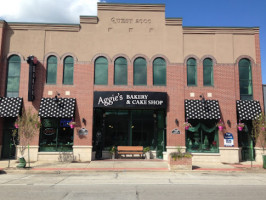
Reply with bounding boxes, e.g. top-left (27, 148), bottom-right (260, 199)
top-left (0, 3), bottom-right (264, 164)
